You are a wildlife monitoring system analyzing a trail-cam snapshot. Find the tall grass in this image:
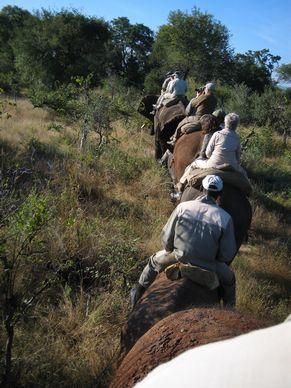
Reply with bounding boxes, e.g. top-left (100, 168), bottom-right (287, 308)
top-left (0, 96), bottom-right (290, 385)
top-left (0, 96), bottom-right (171, 385)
